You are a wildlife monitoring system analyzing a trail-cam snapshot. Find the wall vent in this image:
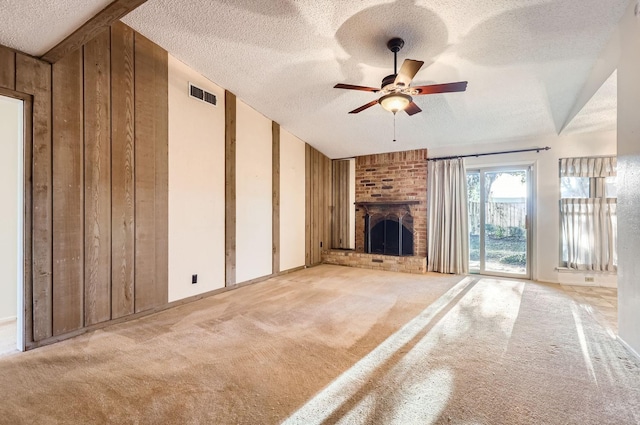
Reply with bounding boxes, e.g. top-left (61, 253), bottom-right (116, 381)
top-left (189, 83), bottom-right (217, 107)
top-left (204, 91), bottom-right (217, 106)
